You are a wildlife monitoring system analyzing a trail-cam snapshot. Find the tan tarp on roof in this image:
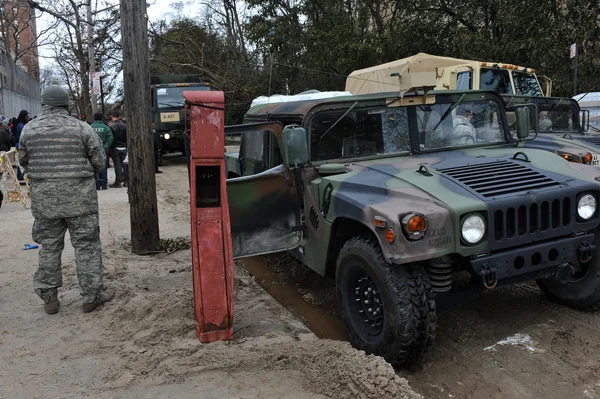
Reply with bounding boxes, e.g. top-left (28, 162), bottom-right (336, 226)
top-left (345, 52), bottom-right (473, 95)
